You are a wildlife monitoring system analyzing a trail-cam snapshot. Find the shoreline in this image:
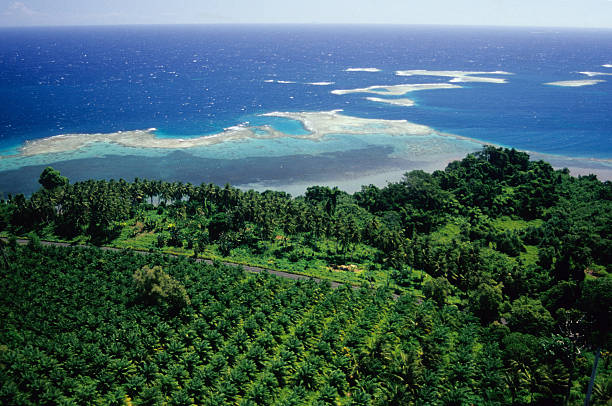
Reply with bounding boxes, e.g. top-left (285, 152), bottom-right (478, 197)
top-left (0, 144), bottom-right (609, 199)
top-left (236, 156), bottom-right (464, 195)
